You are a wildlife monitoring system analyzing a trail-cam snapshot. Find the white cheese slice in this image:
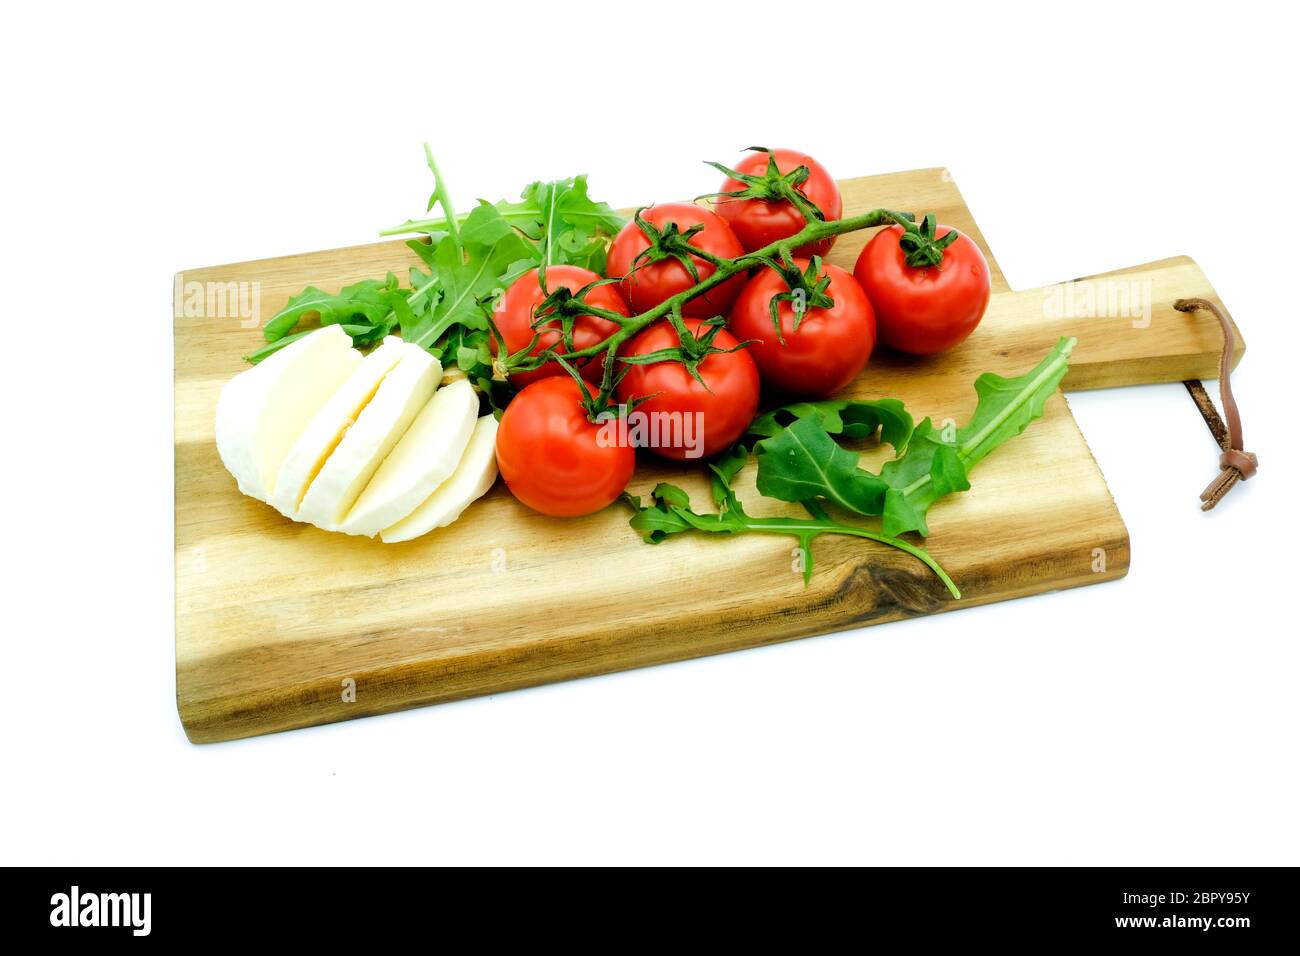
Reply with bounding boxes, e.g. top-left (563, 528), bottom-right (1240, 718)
top-left (379, 414), bottom-right (499, 543)
top-left (340, 378), bottom-right (480, 537)
top-left (214, 325), bottom-right (359, 502)
top-left (269, 337), bottom-right (407, 518)
top-left (296, 344), bottom-right (442, 530)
